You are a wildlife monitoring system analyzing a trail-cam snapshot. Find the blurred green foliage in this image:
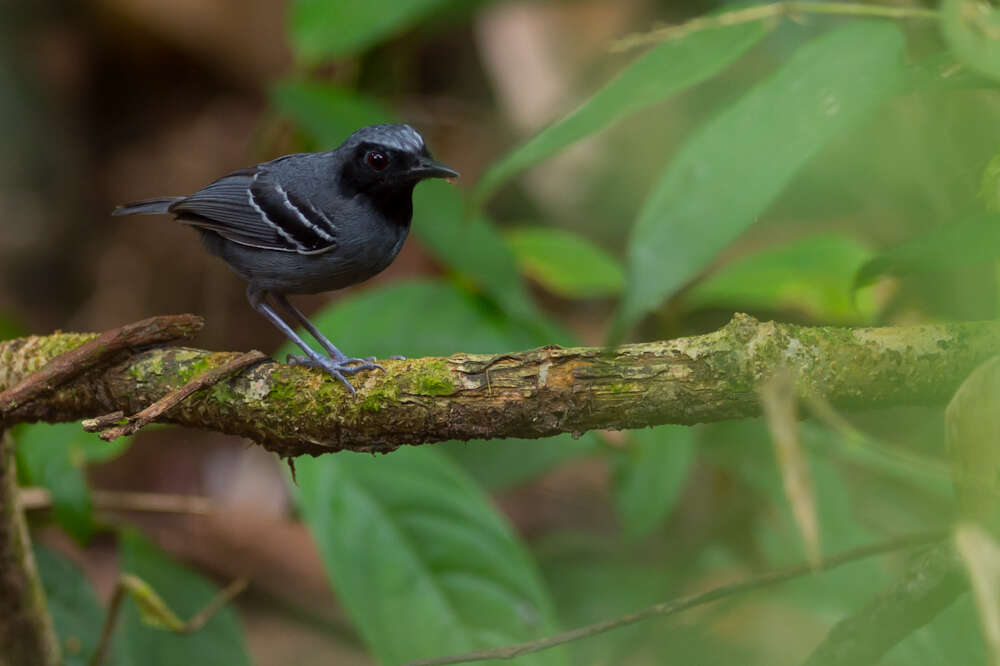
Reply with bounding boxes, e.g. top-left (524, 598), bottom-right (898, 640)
top-left (16, 423), bottom-right (131, 541)
top-left (23, 0), bottom-right (1000, 664)
top-left (112, 530), bottom-right (252, 666)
